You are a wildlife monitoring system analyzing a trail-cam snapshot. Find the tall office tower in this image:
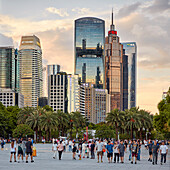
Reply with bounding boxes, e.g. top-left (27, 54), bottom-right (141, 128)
top-left (0, 47), bottom-right (19, 91)
top-left (48, 72), bottom-right (68, 113)
top-left (47, 64), bottom-right (60, 98)
top-left (83, 83), bottom-right (110, 124)
top-left (79, 84), bottom-right (85, 116)
top-left (105, 11), bottom-right (123, 111)
top-left (67, 74), bottom-right (79, 113)
top-left (19, 35), bottom-right (43, 107)
top-left (122, 49), bottom-right (128, 111)
top-left (122, 42), bottom-right (137, 108)
top-left (74, 17), bottom-right (105, 88)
